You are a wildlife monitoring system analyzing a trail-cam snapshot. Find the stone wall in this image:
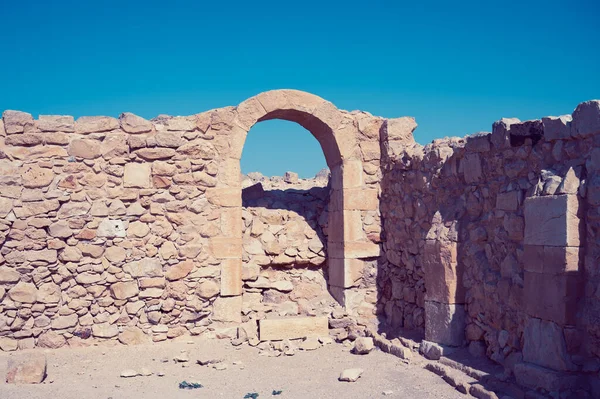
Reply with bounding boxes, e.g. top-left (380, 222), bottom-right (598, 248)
top-left (2, 89), bottom-right (600, 395)
top-left (379, 100), bottom-right (600, 393)
top-left (0, 90), bottom-right (387, 351)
